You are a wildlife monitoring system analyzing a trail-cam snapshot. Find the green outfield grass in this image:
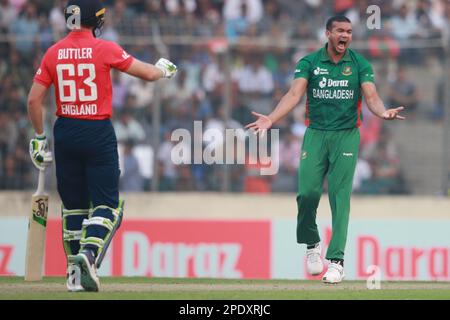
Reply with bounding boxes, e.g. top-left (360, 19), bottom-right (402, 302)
top-left (1, 276), bottom-right (450, 300)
